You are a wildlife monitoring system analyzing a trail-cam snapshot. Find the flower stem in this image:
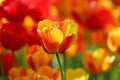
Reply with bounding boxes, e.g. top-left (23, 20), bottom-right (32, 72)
top-left (64, 53), bottom-right (66, 78)
top-left (55, 52), bottom-right (65, 80)
top-left (0, 60), bottom-right (5, 80)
